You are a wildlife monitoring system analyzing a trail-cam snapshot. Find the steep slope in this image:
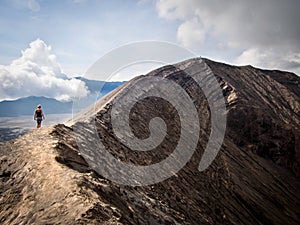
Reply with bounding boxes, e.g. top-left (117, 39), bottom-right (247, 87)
top-left (1, 58), bottom-right (300, 224)
top-left (203, 59), bottom-right (300, 177)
